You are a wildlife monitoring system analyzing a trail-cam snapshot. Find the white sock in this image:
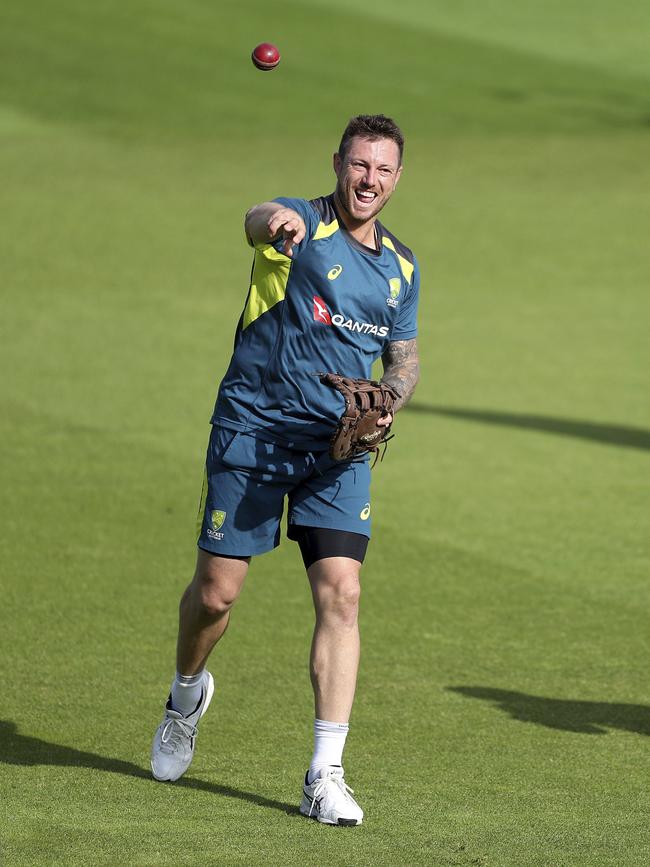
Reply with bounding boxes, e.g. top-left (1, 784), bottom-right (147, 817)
top-left (308, 718), bottom-right (349, 783)
top-left (170, 670), bottom-right (205, 716)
